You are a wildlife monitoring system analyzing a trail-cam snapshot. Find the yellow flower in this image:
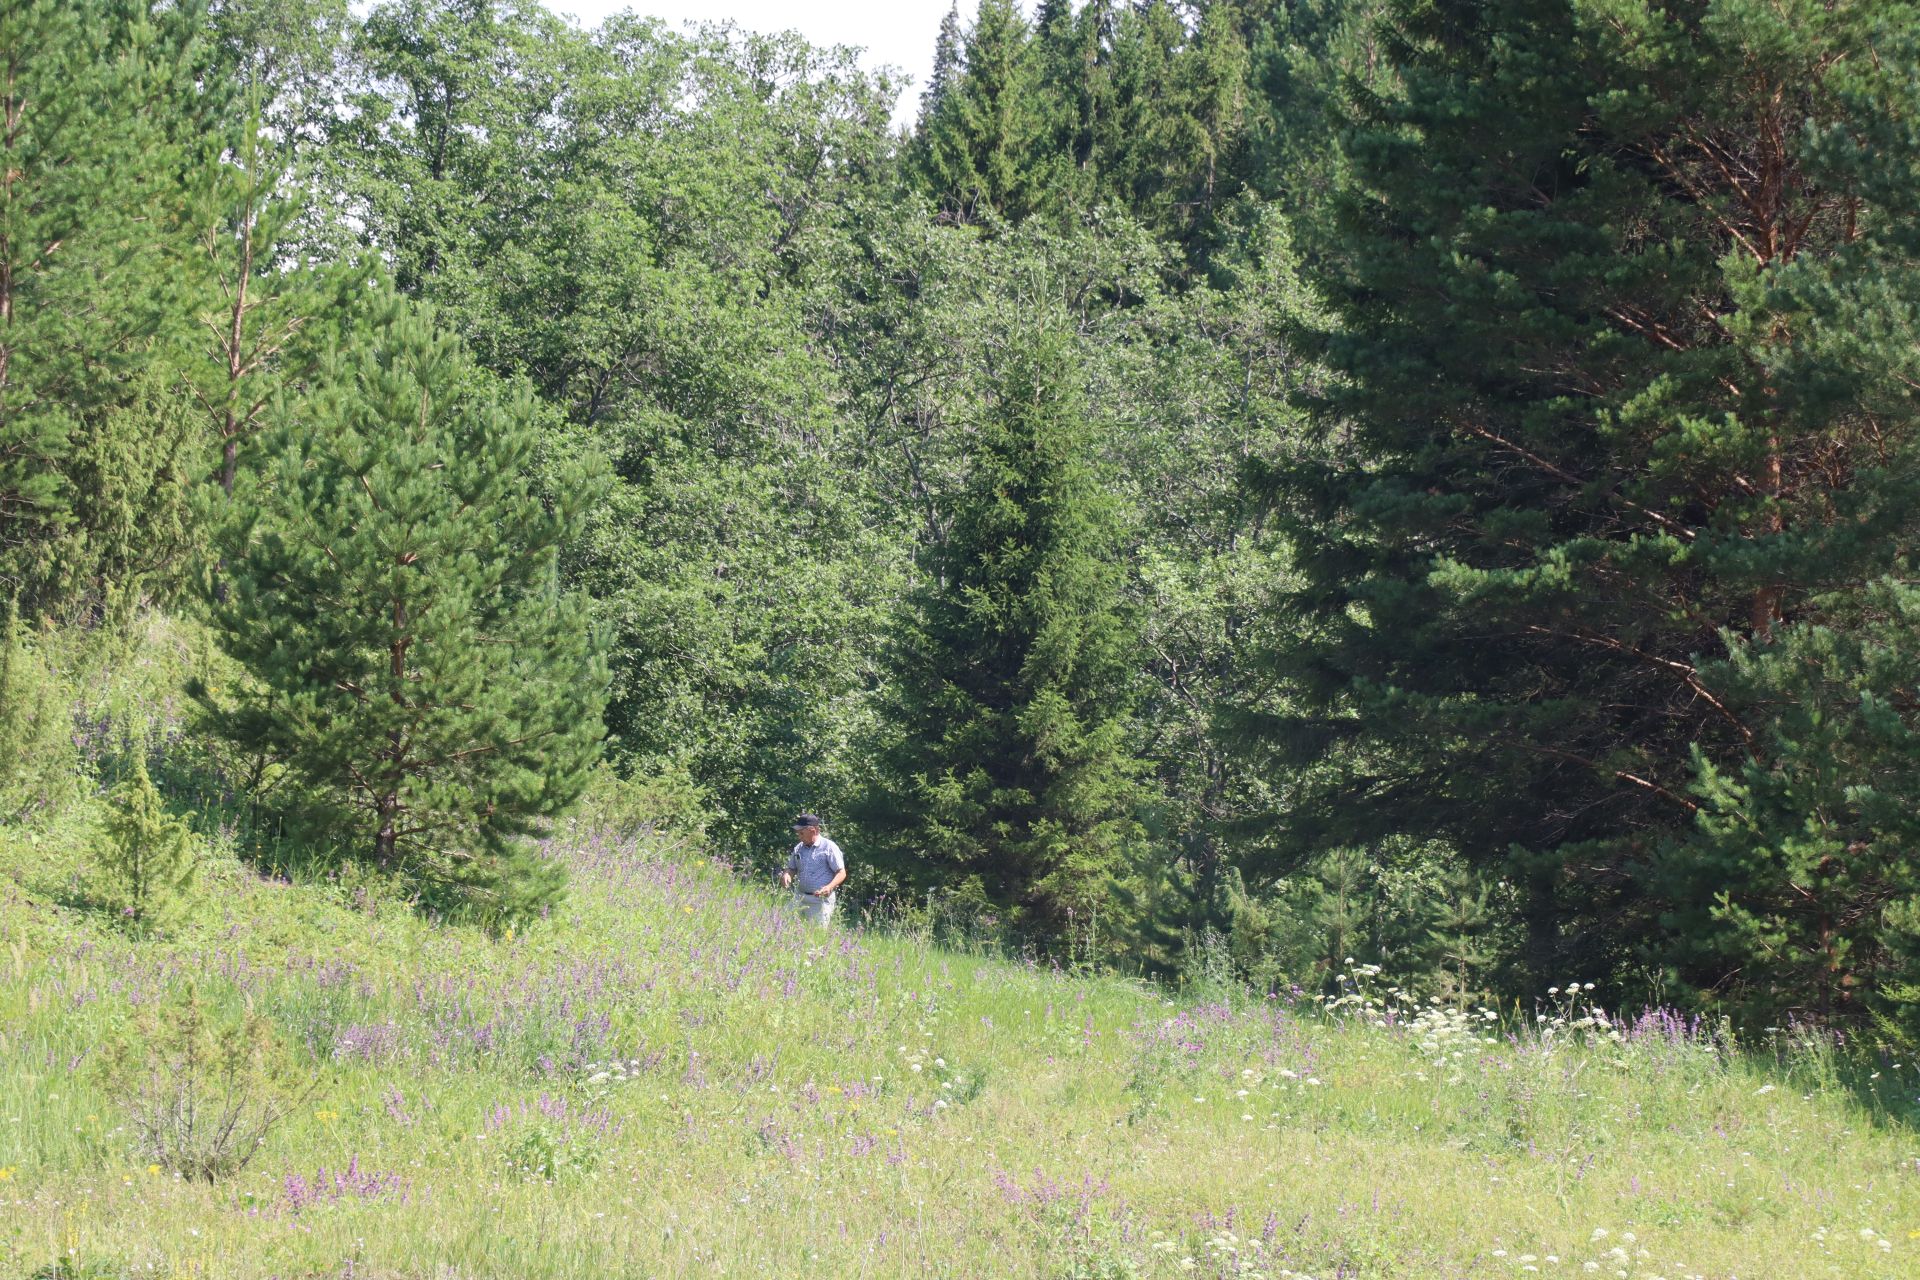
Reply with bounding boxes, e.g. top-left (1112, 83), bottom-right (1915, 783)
top-left (314, 1109), bottom-right (339, 1123)
top-left (0, 1167), bottom-right (14, 1181)
top-left (147, 1164), bottom-right (161, 1176)
top-left (886, 1128), bottom-right (899, 1137)
top-left (682, 906), bottom-right (695, 914)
